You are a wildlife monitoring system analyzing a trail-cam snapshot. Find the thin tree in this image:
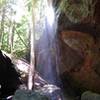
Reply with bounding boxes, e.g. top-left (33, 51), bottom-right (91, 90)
top-left (8, 7), bottom-right (14, 56)
top-left (28, 0), bottom-right (36, 90)
top-left (0, 7), bottom-right (5, 49)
